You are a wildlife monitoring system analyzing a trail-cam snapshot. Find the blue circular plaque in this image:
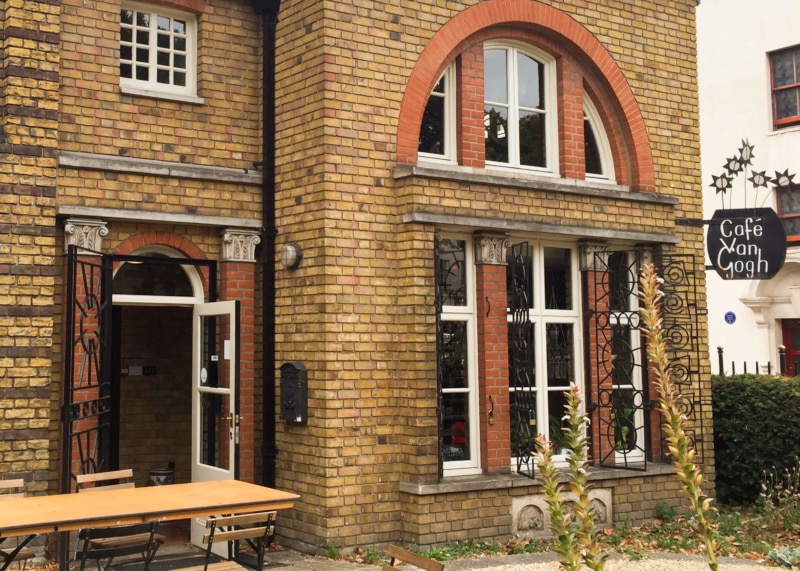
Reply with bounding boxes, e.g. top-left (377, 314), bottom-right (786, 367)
top-left (724, 311), bottom-right (736, 324)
